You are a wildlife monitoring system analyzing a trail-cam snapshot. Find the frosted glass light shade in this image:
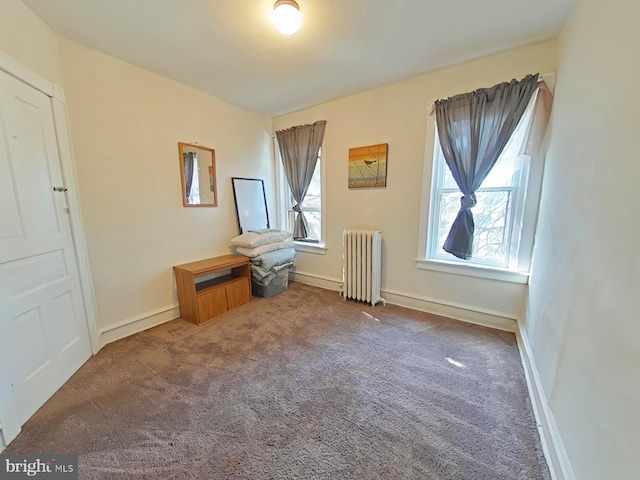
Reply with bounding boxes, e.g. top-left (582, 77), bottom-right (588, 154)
top-left (272, 0), bottom-right (301, 35)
